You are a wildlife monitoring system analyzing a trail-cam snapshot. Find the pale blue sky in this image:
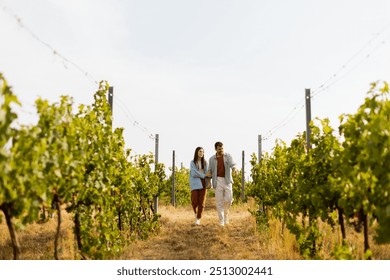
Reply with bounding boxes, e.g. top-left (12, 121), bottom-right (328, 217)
top-left (1, 0), bottom-right (390, 173)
